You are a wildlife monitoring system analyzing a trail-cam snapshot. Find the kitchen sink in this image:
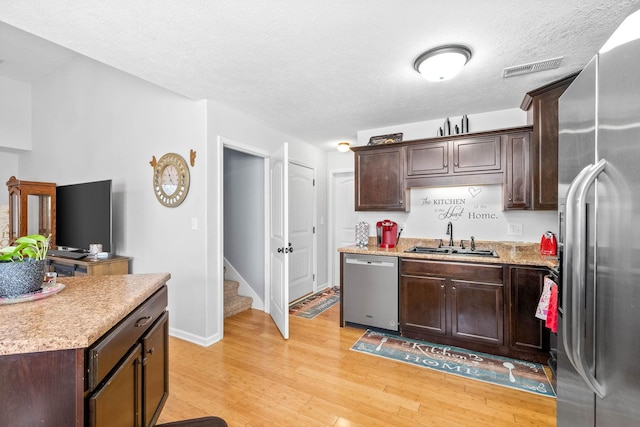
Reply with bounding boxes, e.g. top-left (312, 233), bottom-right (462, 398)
top-left (404, 246), bottom-right (499, 258)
